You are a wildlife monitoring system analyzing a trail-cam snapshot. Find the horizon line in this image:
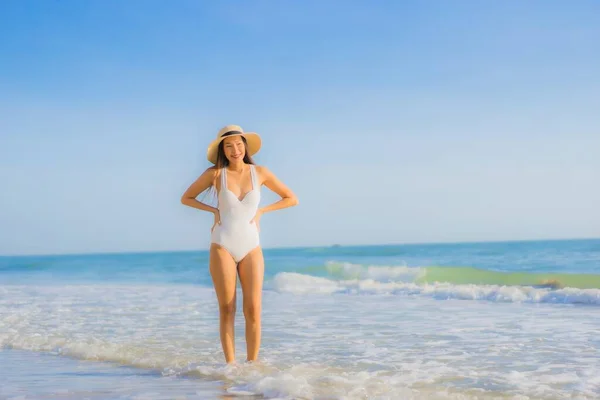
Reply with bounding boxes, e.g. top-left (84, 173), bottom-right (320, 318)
top-left (1, 236), bottom-right (598, 258)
